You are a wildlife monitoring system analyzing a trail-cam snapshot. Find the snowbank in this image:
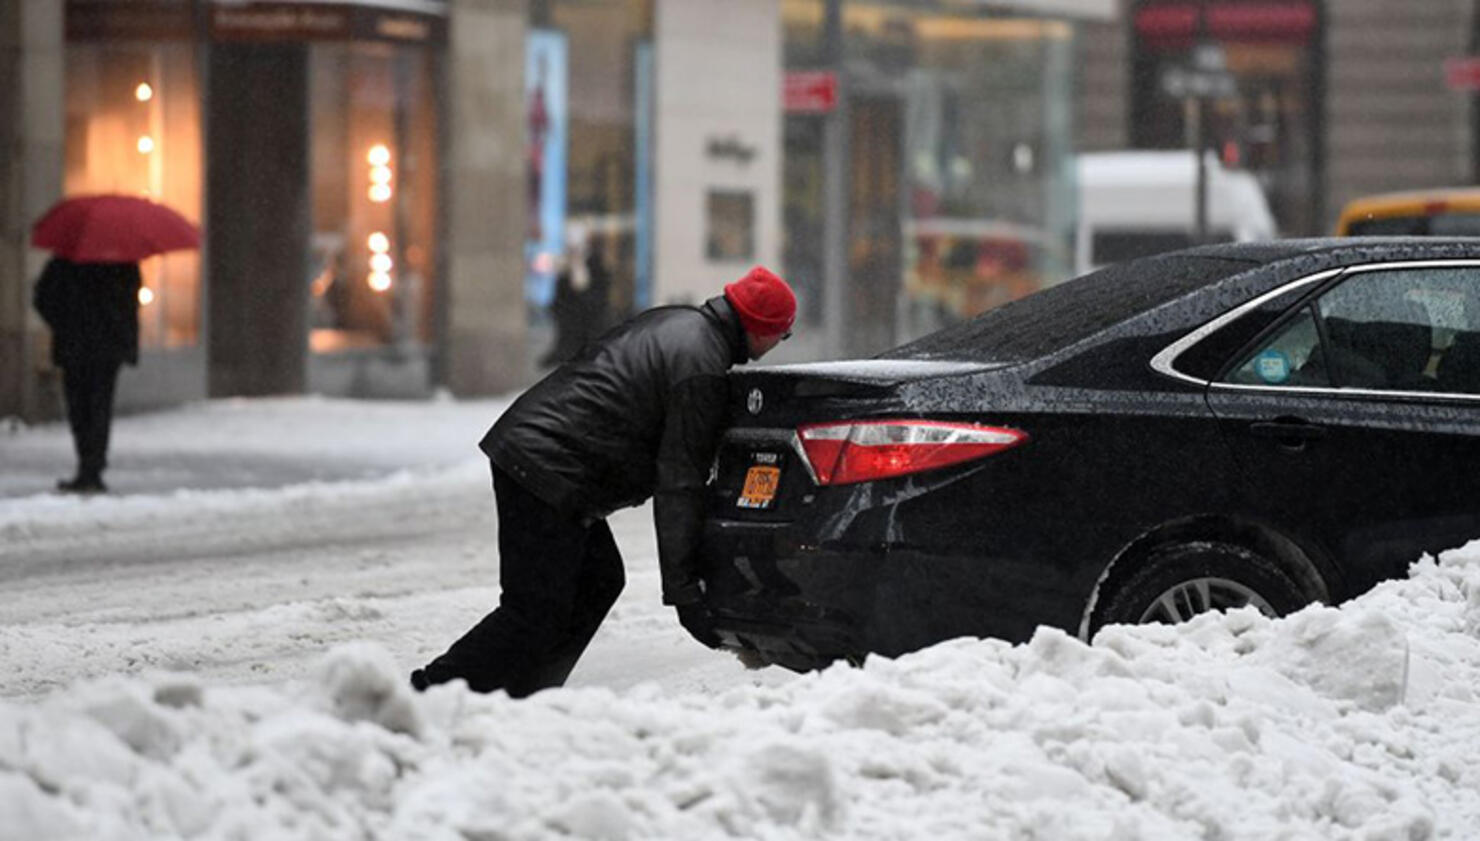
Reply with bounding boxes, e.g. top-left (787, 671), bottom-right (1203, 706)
top-left (5, 548), bottom-right (1480, 841)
